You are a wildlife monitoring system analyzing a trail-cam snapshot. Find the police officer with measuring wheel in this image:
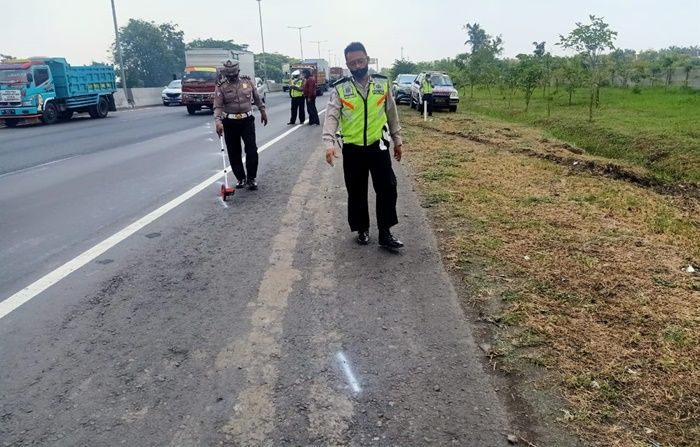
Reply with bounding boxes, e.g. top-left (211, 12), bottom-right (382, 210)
top-left (214, 59), bottom-right (268, 190)
top-left (323, 42), bottom-right (404, 249)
